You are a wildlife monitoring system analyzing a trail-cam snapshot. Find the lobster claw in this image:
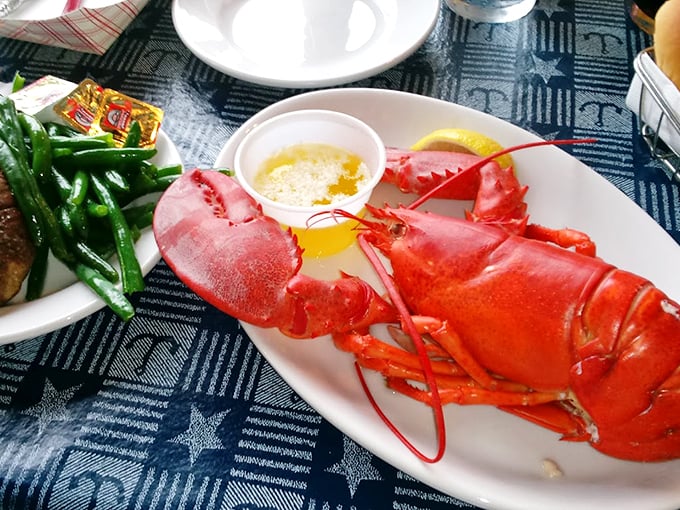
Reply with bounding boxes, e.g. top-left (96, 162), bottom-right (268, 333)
top-left (153, 169), bottom-right (396, 339)
top-left (383, 147), bottom-right (489, 199)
